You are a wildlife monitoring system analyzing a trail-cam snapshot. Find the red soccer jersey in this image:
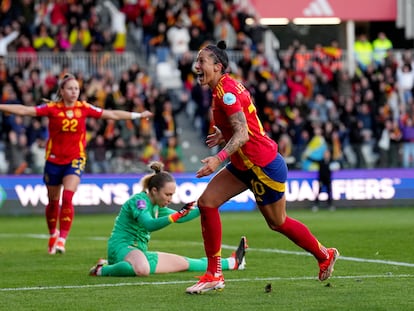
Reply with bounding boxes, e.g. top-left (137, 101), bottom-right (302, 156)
top-left (35, 100), bottom-right (104, 165)
top-left (212, 74), bottom-right (278, 170)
